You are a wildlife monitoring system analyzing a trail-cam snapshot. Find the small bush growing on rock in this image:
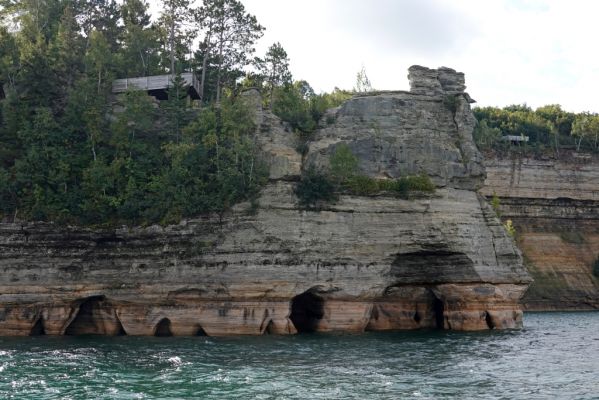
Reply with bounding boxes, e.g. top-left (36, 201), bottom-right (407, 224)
top-left (443, 95), bottom-right (459, 114)
top-left (330, 143), bottom-right (359, 182)
top-left (491, 192), bottom-right (501, 217)
top-left (342, 174), bottom-right (435, 199)
top-left (504, 219), bottom-right (516, 237)
top-left (296, 167), bottom-right (338, 208)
